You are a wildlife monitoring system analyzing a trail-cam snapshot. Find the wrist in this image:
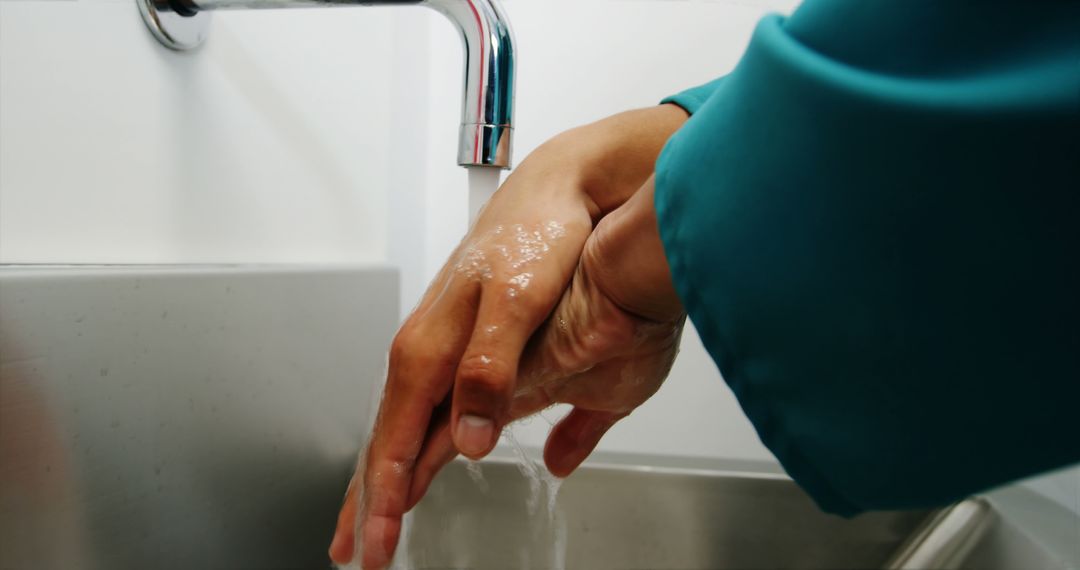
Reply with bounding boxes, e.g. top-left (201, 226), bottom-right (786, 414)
top-left (532, 105), bottom-right (689, 220)
top-left (583, 177), bottom-right (684, 323)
